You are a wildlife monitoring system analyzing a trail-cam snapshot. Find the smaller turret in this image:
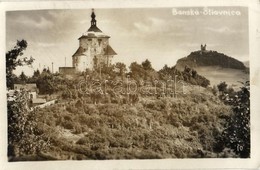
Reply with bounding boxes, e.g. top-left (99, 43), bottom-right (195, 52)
top-left (87, 9), bottom-right (102, 32)
top-left (201, 44), bottom-right (206, 51)
top-left (200, 44), bottom-right (207, 55)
